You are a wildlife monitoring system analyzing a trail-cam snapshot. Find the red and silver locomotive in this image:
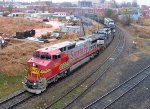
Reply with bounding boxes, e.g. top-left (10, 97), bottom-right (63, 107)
top-left (23, 27), bottom-right (113, 94)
